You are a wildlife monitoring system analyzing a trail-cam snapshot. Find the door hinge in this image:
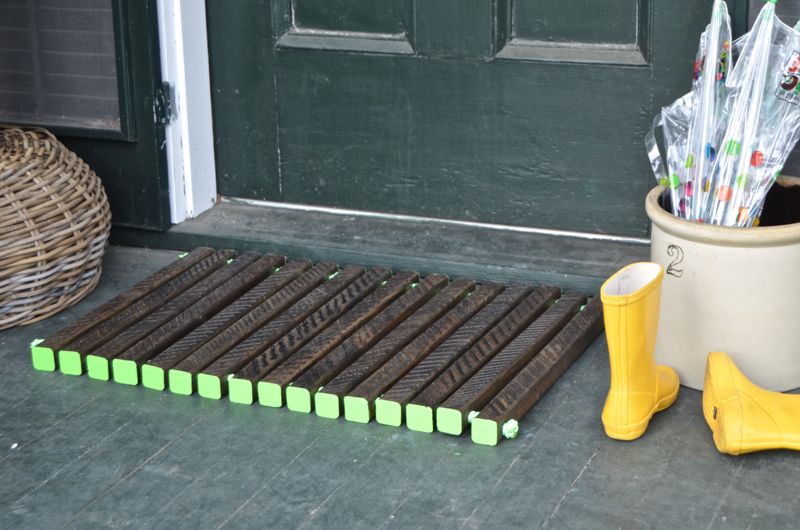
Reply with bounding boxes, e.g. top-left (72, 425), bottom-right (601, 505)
top-left (154, 82), bottom-right (176, 125)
